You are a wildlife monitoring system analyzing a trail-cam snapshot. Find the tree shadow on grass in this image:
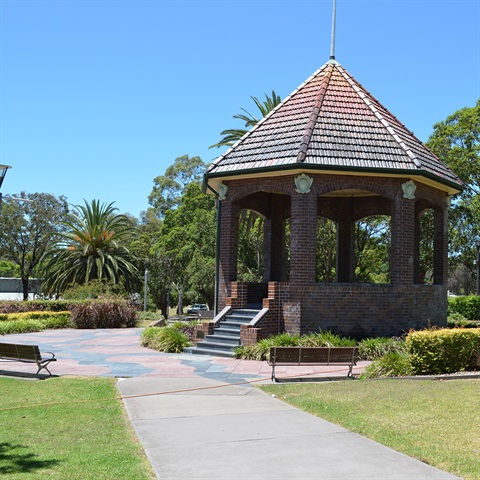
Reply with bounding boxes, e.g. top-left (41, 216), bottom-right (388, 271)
top-left (0, 442), bottom-right (60, 474)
